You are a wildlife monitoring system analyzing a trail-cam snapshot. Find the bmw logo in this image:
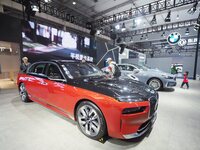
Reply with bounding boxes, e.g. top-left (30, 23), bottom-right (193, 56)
top-left (167, 32), bottom-right (181, 45)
